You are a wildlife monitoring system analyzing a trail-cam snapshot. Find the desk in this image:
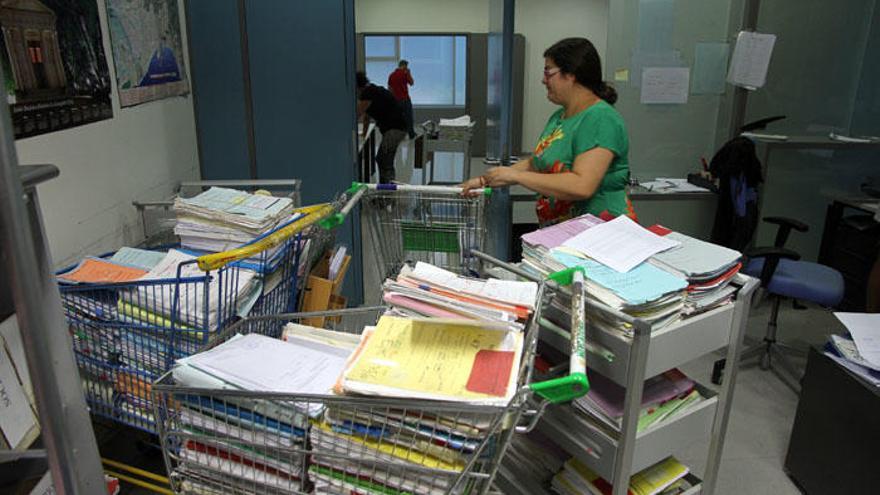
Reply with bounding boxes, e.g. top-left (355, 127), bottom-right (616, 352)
top-left (785, 347), bottom-right (880, 494)
top-left (817, 196), bottom-right (880, 310)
